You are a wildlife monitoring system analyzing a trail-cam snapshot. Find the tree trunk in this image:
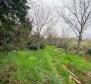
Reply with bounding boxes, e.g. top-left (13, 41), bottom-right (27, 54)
top-left (76, 35), bottom-right (82, 54)
top-left (37, 34), bottom-right (40, 51)
top-left (64, 42), bottom-right (68, 53)
top-left (37, 42), bottom-right (40, 50)
top-left (19, 32), bottom-right (23, 49)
